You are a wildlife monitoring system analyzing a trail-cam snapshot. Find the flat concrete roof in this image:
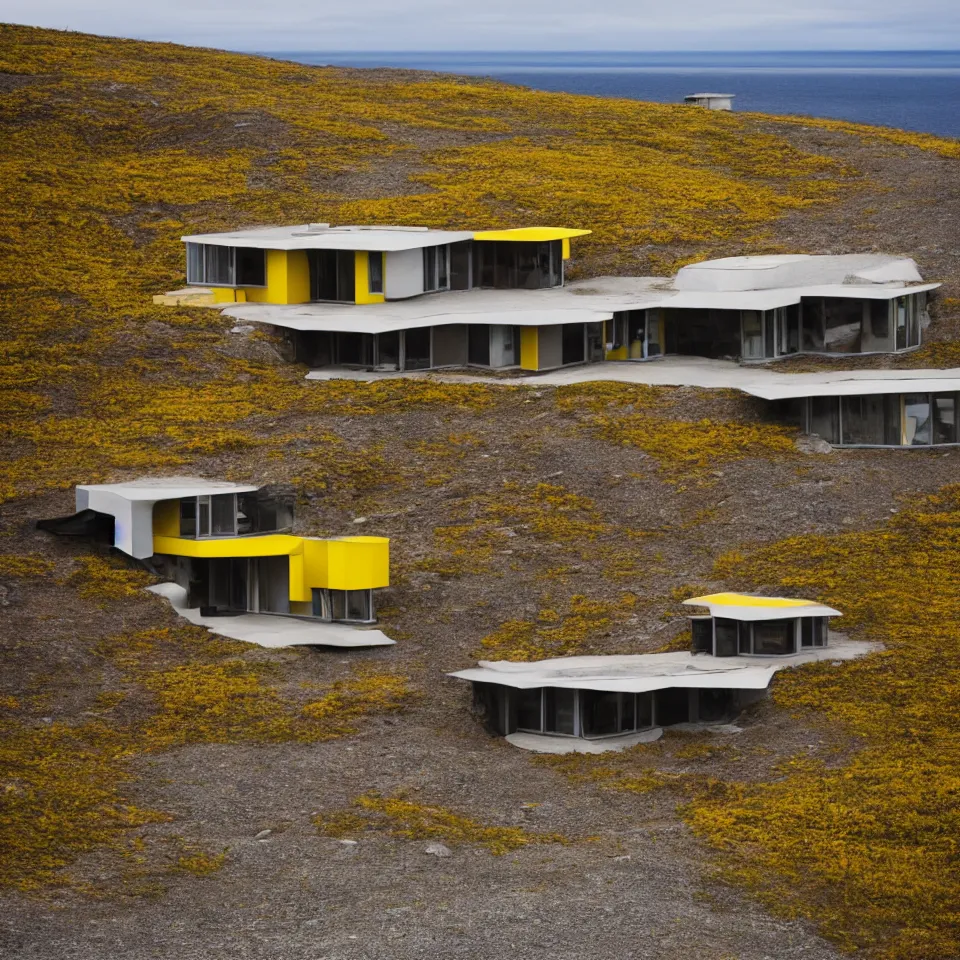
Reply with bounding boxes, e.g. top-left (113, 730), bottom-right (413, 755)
top-left (78, 478), bottom-right (258, 502)
top-left (449, 635), bottom-right (875, 694)
top-left (220, 275), bottom-right (938, 336)
top-left (305, 357), bottom-right (960, 402)
top-left (182, 224), bottom-right (475, 252)
top-left (683, 592), bottom-right (842, 620)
